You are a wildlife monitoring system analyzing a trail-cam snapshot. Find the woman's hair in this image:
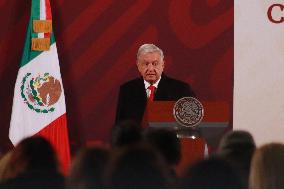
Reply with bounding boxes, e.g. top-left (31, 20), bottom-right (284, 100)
top-left (217, 130), bottom-right (256, 188)
top-left (249, 143), bottom-right (284, 189)
top-left (0, 150), bottom-right (13, 181)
